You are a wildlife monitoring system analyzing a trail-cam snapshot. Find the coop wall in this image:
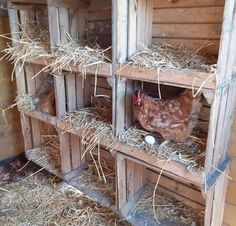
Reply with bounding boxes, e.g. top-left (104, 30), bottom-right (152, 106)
top-left (88, 0), bottom-right (112, 48)
top-left (152, 0), bottom-right (225, 55)
top-left (0, 15), bottom-right (24, 161)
